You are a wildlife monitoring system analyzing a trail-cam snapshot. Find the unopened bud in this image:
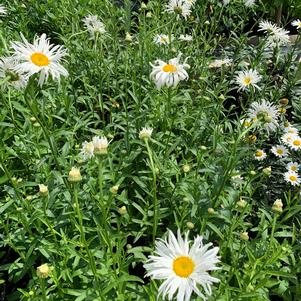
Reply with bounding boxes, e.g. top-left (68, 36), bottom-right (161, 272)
top-left (110, 185), bottom-right (119, 194)
top-left (237, 198), bottom-right (247, 208)
top-left (279, 98), bottom-right (289, 106)
top-left (186, 222), bottom-right (194, 229)
top-left (263, 166), bottom-right (272, 176)
top-left (208, 208), bottom-right (215, 214)
top-left (272, 199), bottom-right (283, 214)
top-left (39, 184), bottom-right (48, 197)
top-left (182, 164), bottom-right (190, 173)
top-left (37, 264), bottom-right (51, 278)
top-left (240, 231), bottom-right (249, 241)
top-left (68, 167), bottom-right (82, 183)
top-left (118, 206), bottom-right (127, 215)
